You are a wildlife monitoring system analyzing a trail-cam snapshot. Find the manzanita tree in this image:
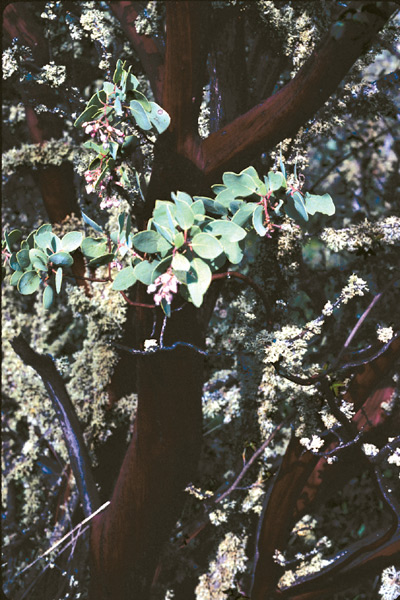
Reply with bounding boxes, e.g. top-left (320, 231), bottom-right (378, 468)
top-left (2, 2), bottom-right (399, 600)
